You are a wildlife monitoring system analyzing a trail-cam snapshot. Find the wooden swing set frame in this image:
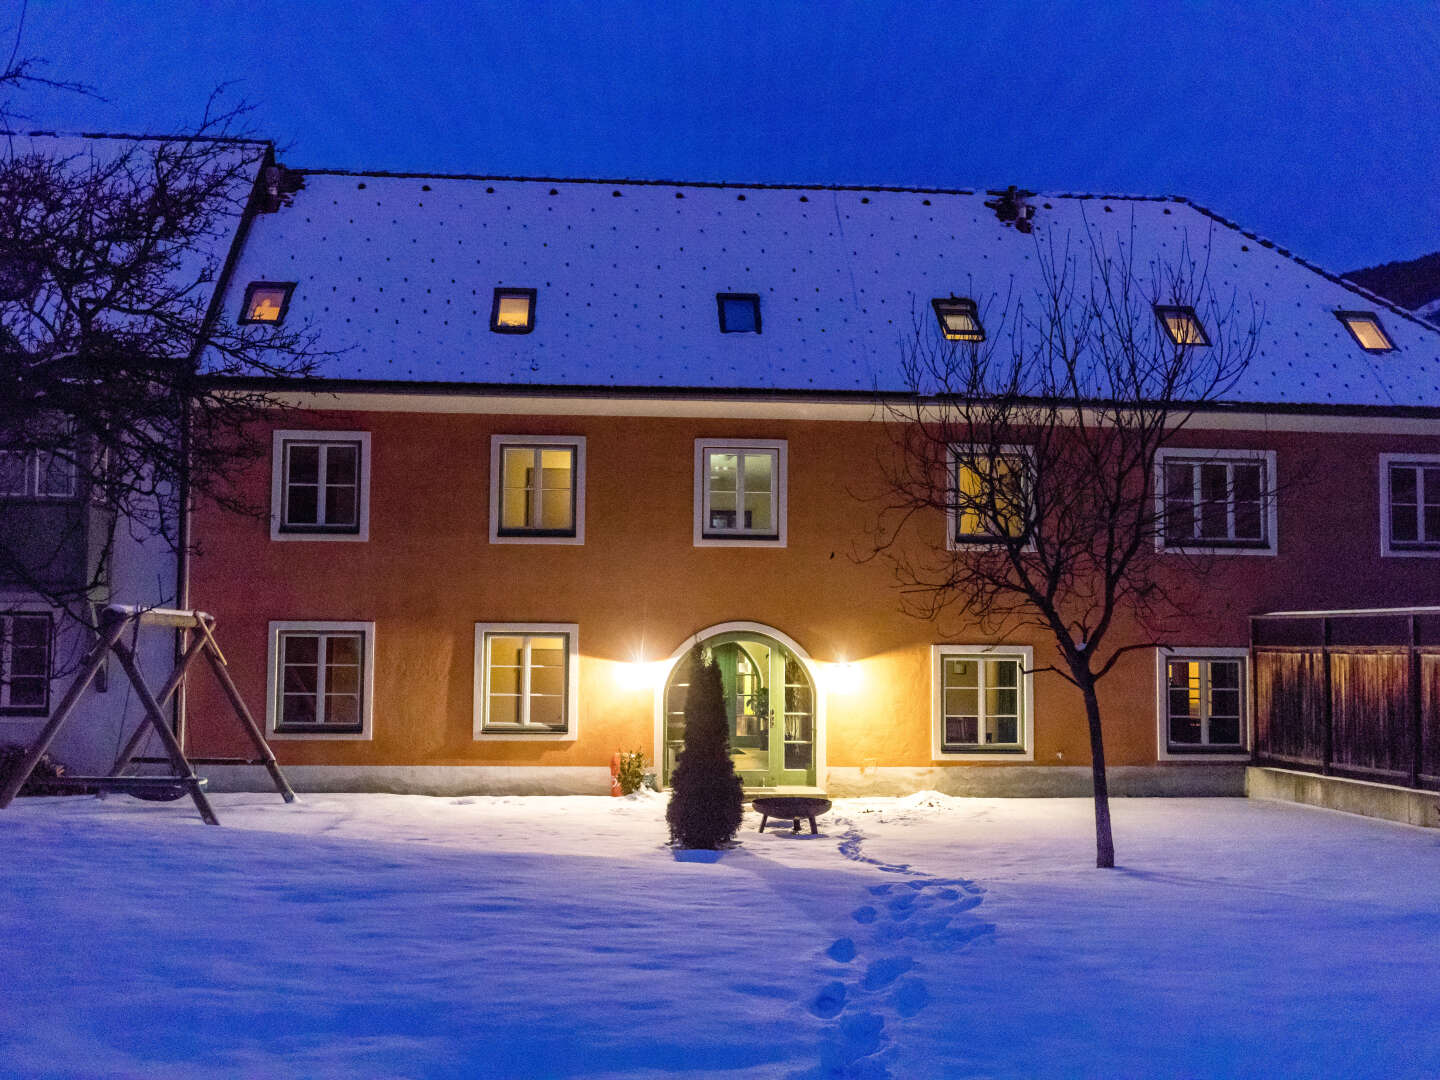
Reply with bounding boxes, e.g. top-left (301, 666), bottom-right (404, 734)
top-left (0, 604), bottom-right (294, 824)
